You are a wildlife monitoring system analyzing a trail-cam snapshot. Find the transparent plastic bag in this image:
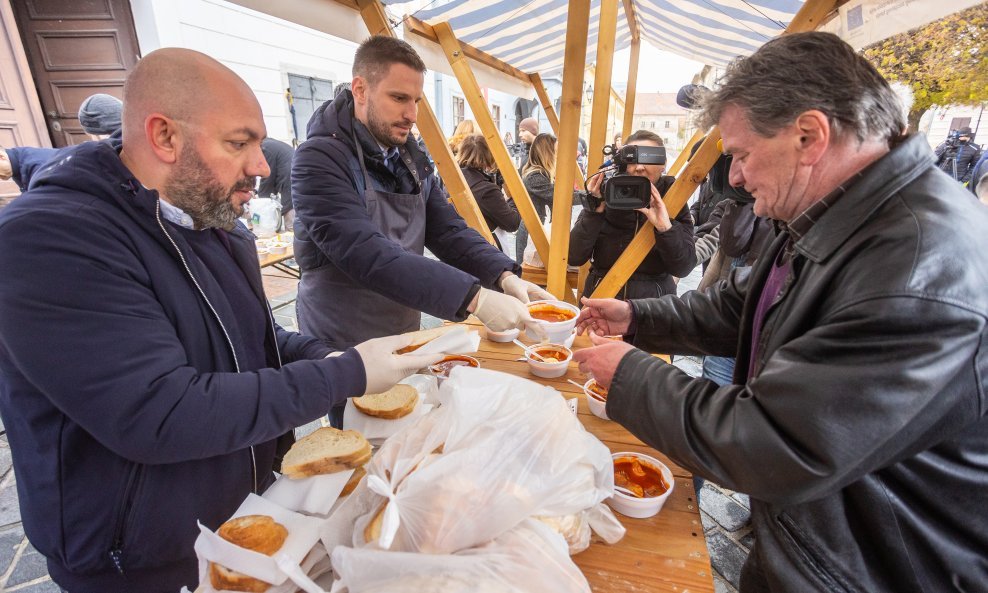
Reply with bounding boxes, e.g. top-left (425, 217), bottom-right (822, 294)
top-left (331, 519), bottom-right (590, 593)
top-left (359, 367), bottom-right (618, 554)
